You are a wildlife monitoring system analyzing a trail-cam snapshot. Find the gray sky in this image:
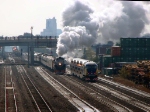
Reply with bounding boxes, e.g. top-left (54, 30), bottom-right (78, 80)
top-left (0, 0), bottom-right (150, 38)
top-left (0, 0), bottom-right (72, 36)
